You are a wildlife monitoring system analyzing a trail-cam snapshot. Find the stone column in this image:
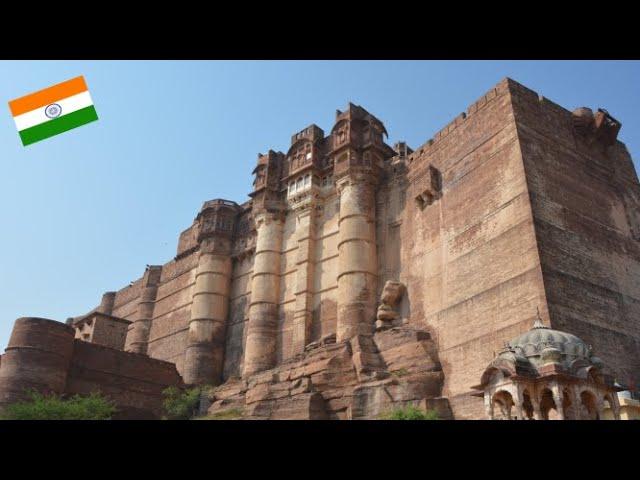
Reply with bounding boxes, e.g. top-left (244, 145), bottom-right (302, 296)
top-left (611, 394), bottom-right (621, 420)
top-left (550, 382), bottom-right (565, 420)
top-left (336, 174), bottom-right (378, 342)
top-left (243, 212), bottom-right (284, 376)
top-left (596, 397), bottom-right (605, 420)
top-left (513, 385), bottom-right (524, 420)
top-left (183, 236), bottom-right (233, 386)
top-left (484, 393), bottom-right (494, 420)
top-left (127, 265), bottom-right (162, 355)
top-left (532, 394), bottom-right (543, 420)
top-left (98, 291), bottom-right (116, 315)
top-left (291, 204), bottom-right (316, 355)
